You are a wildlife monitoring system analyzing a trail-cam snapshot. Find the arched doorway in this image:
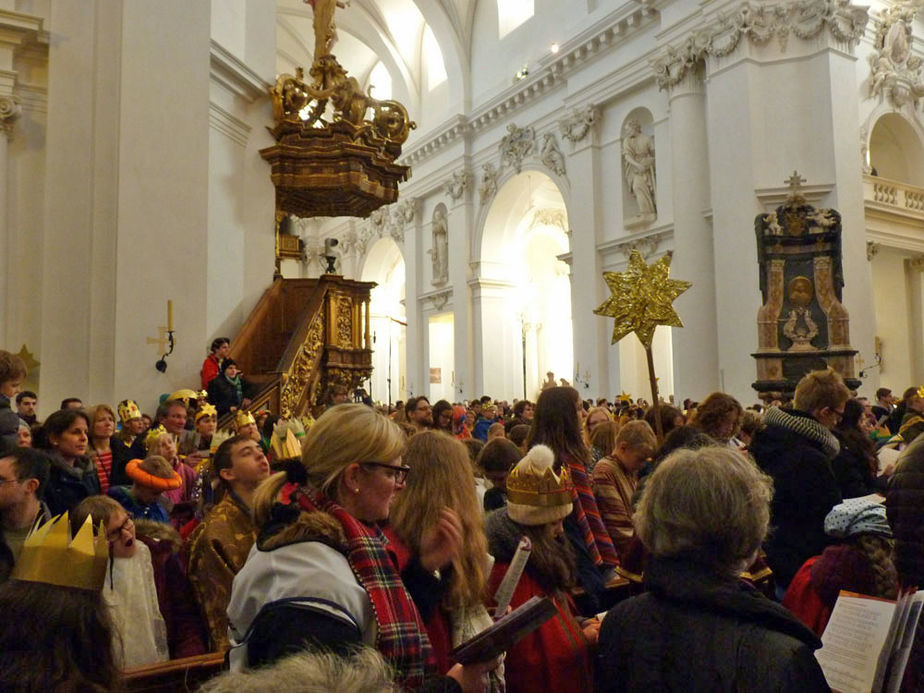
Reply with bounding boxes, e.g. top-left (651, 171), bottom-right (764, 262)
top-left (477, 171), bottom-right (572, 400)
top-left (361, 238), bottom-right (406, 405)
